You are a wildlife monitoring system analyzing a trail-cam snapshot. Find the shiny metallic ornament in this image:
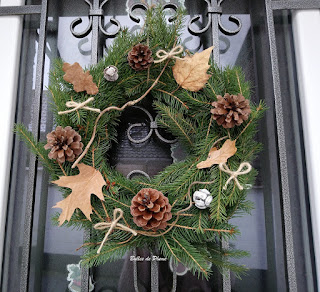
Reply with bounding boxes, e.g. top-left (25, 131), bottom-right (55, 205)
top-left (193, 189), bottom-right (212, 209)
top-left (103, 65), bottom-right (119, 81)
